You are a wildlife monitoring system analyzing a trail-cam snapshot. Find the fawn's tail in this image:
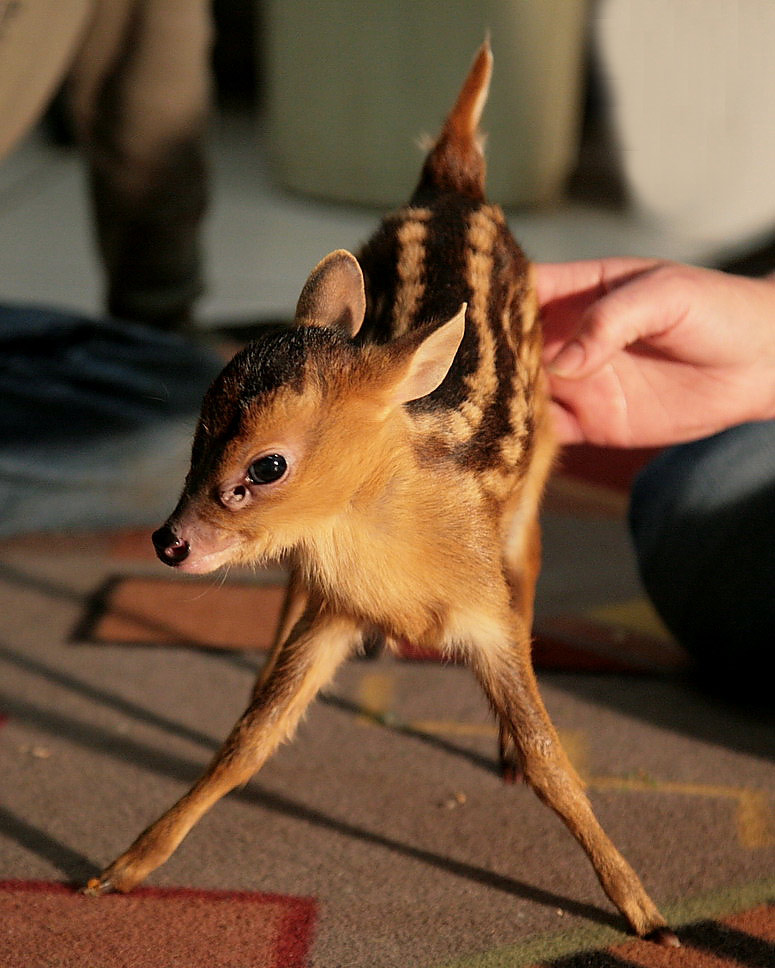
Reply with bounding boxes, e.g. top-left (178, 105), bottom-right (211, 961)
top-left (412, 39), bottom-right (493, 203)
